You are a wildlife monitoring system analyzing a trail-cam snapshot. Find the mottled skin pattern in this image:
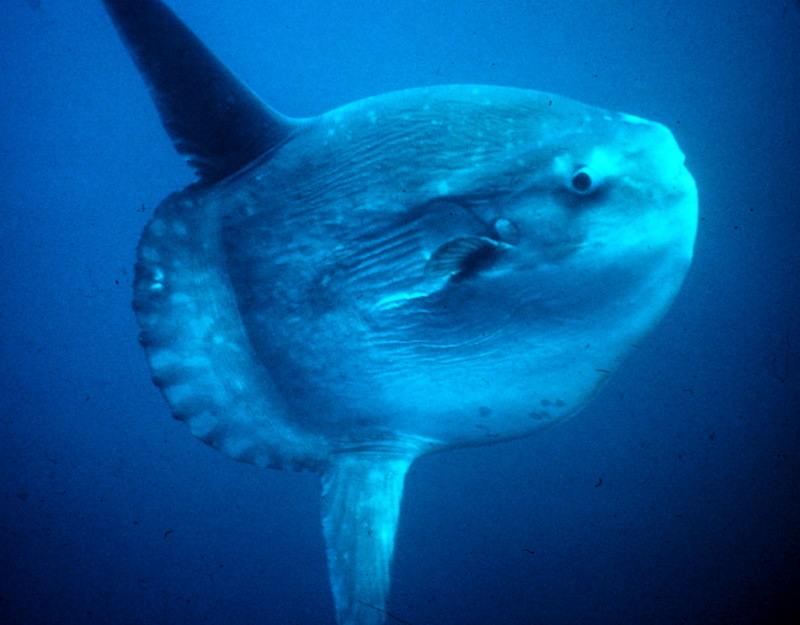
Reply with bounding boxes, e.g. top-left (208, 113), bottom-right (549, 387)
top-left (137, 85), bottom-right (697, 465)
